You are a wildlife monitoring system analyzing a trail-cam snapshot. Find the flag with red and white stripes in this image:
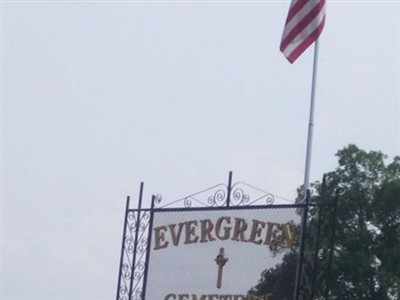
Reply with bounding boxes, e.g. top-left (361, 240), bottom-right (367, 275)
top-left (280, 0), bottom-right (326, 63)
